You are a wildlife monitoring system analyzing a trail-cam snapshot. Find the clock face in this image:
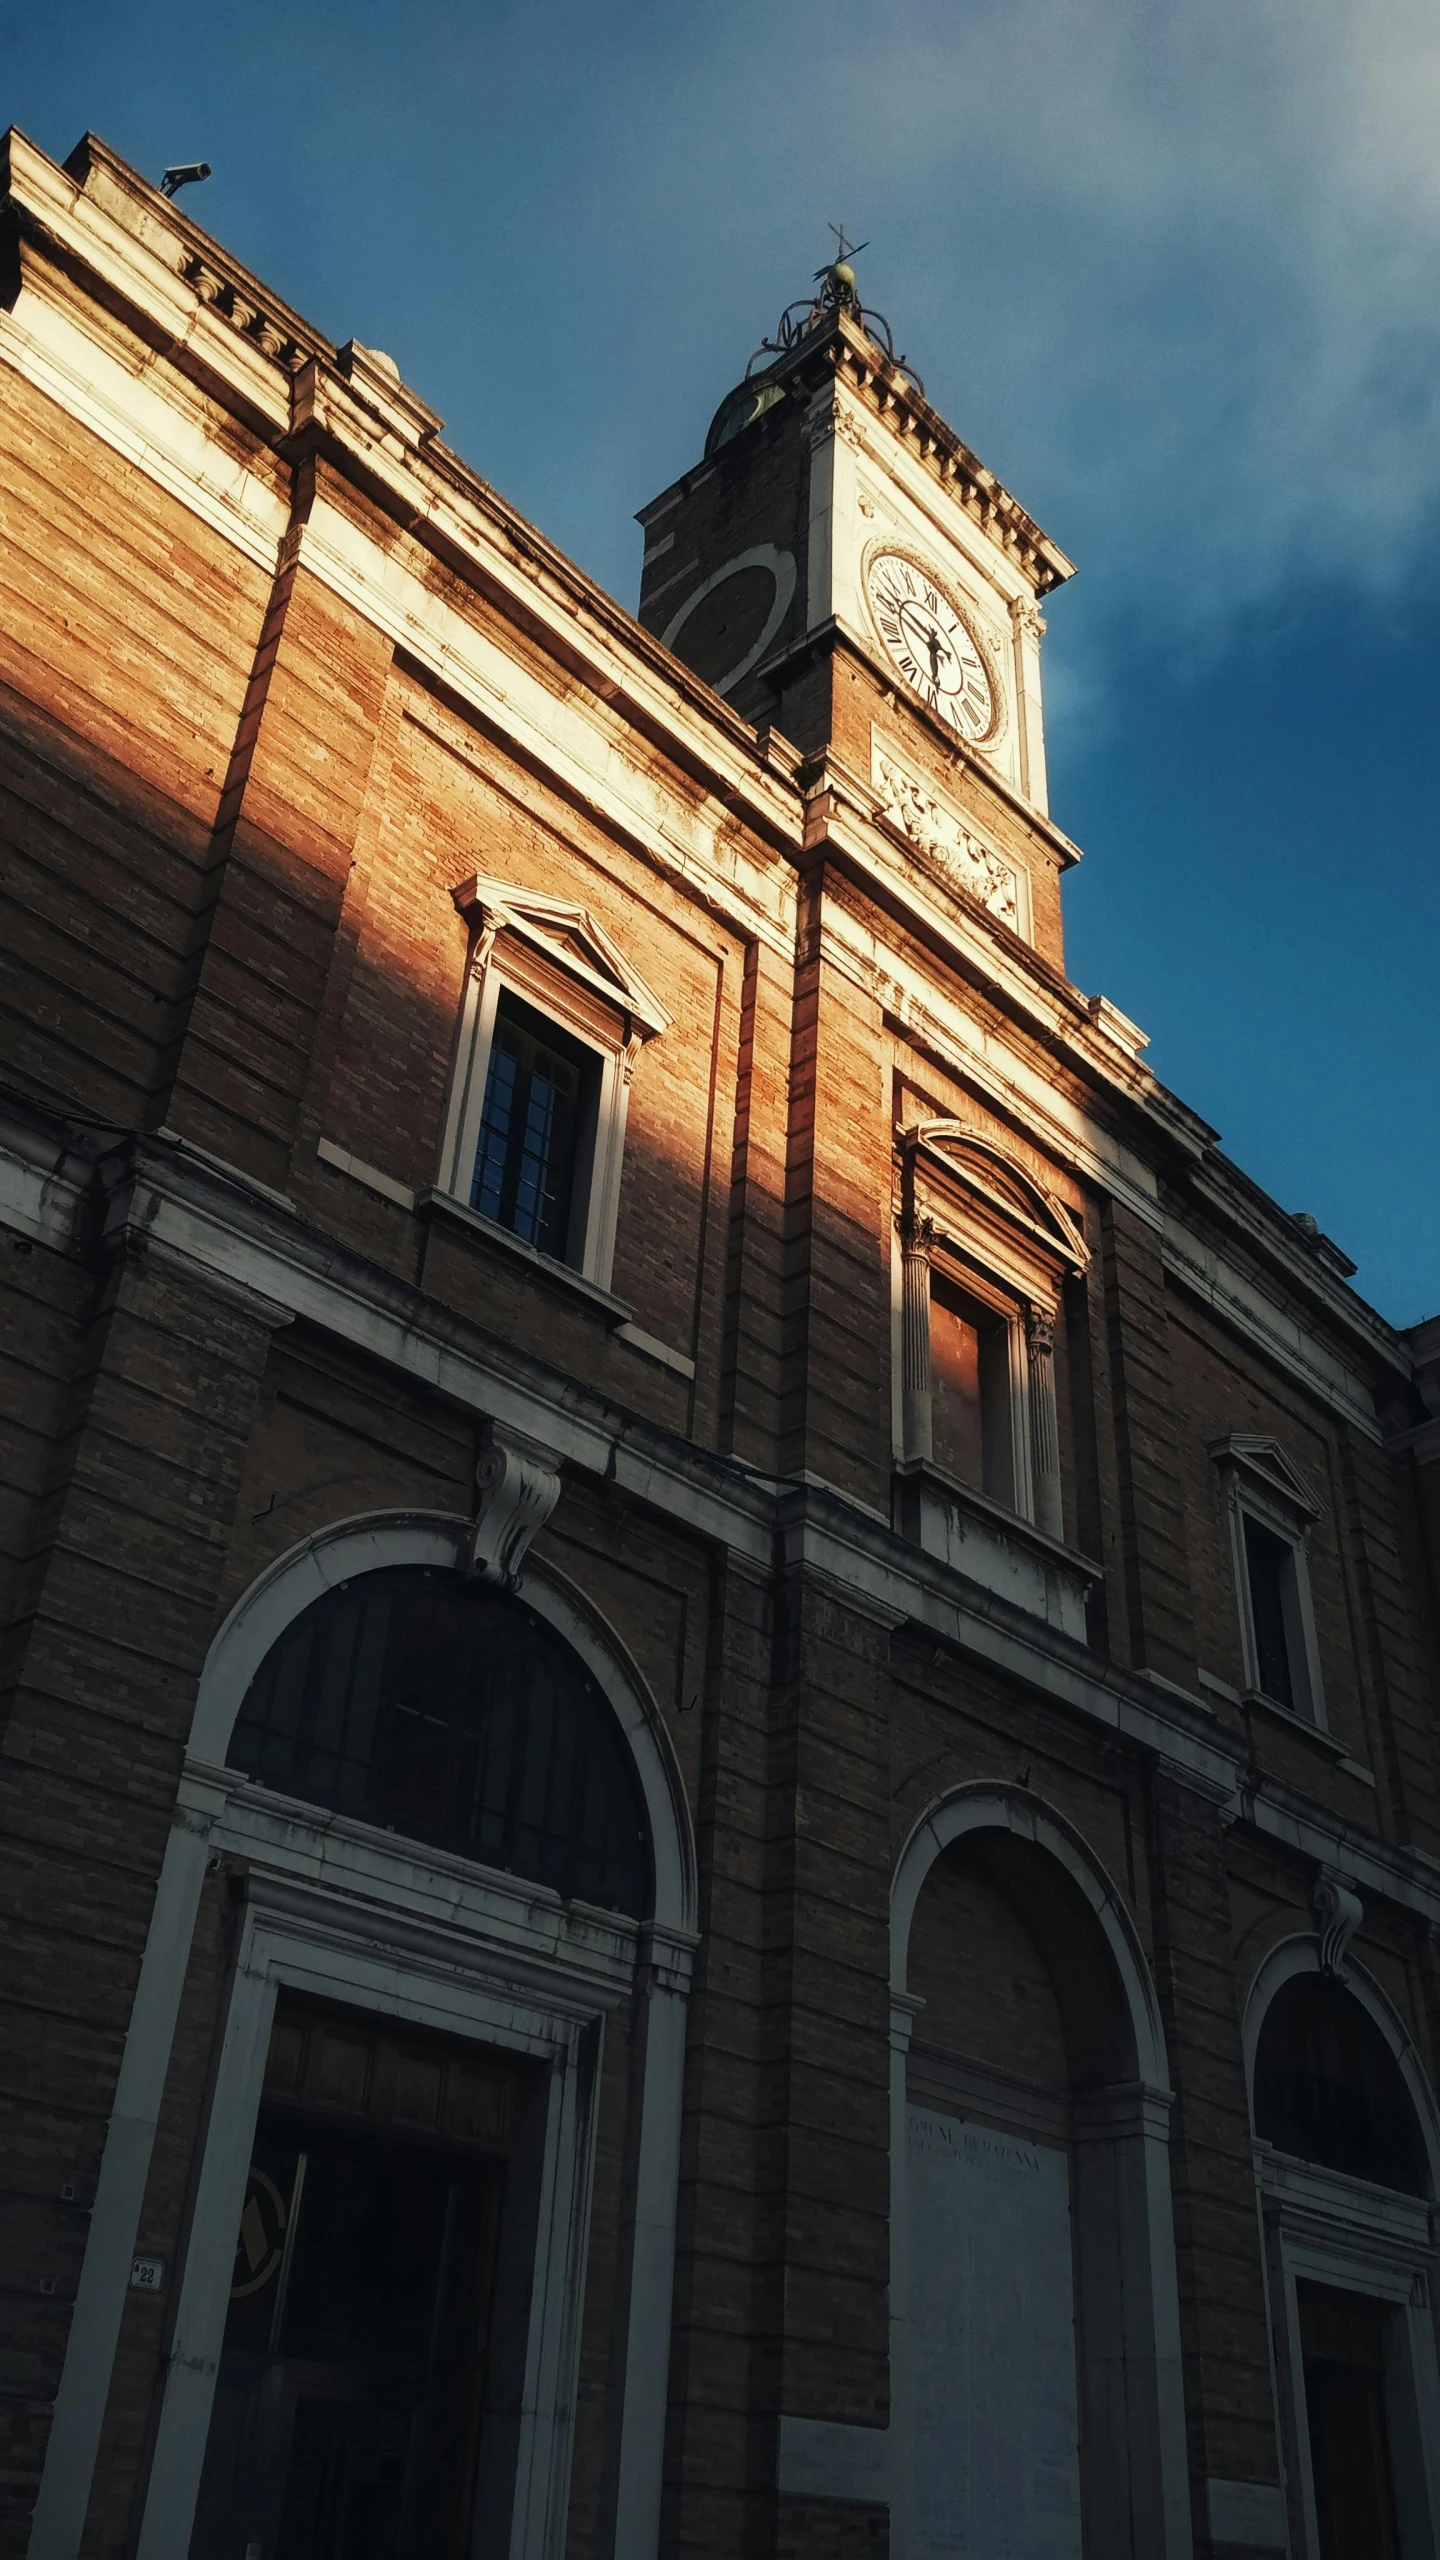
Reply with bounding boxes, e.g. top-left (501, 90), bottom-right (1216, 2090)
top-left (865, 552), bottom-right (996, 741)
